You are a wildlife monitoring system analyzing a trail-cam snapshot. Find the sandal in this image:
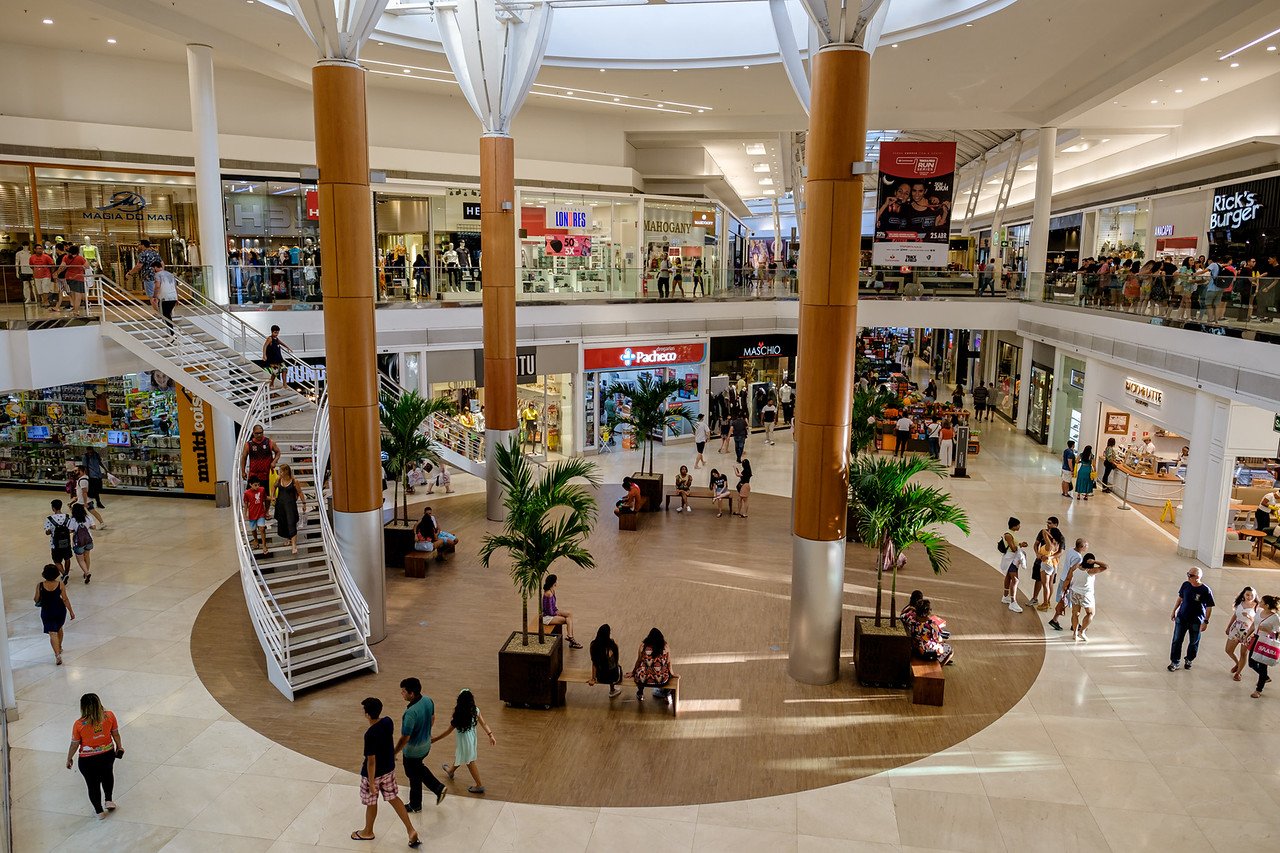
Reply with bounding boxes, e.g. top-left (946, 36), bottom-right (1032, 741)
top-left (568, 638), bottom-right (583, 650)
top-left (1251, 691), bottom-right (1263, 698)
top-left (467, 786), bottom-right (485, 795)
top-left (351, 831), bottom-right (374, 841)
top-left (409, 835), bottom-right (422, 848)
top-left (442, 762), bottom-right (456, 780)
